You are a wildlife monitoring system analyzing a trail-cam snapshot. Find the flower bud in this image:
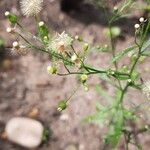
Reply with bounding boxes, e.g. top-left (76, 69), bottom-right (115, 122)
top-left (113, 6), bottom-right (118, 13)
top-left (84, 85), bottom-right (89, 92)
top-left (57, 100), bottom-right (67, 111)
top-left (5, 11), bottom-right (10, 17)
top-left (71, 54), bottom-right (77, 62)
top-left (75, 35), bottom-right (83, 42)
top-left (80, 74), bottom-right (88, 83)
top-left (5, 12), bottom-right (17, 24)
top-left (83, 43), bottom-right (89, 51)
top-left (134, 24), bottom-right (140, 29)
top-left (47, 65), bottom-right (57, 74)
top-left (12, 41), bottom-right (19, 49)
top-left (38, 21), bottom-right (44, 27)
top-left (6, 27), bottom-right (15, 33)
top-left (139, 17), bottom-right (144, 23)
